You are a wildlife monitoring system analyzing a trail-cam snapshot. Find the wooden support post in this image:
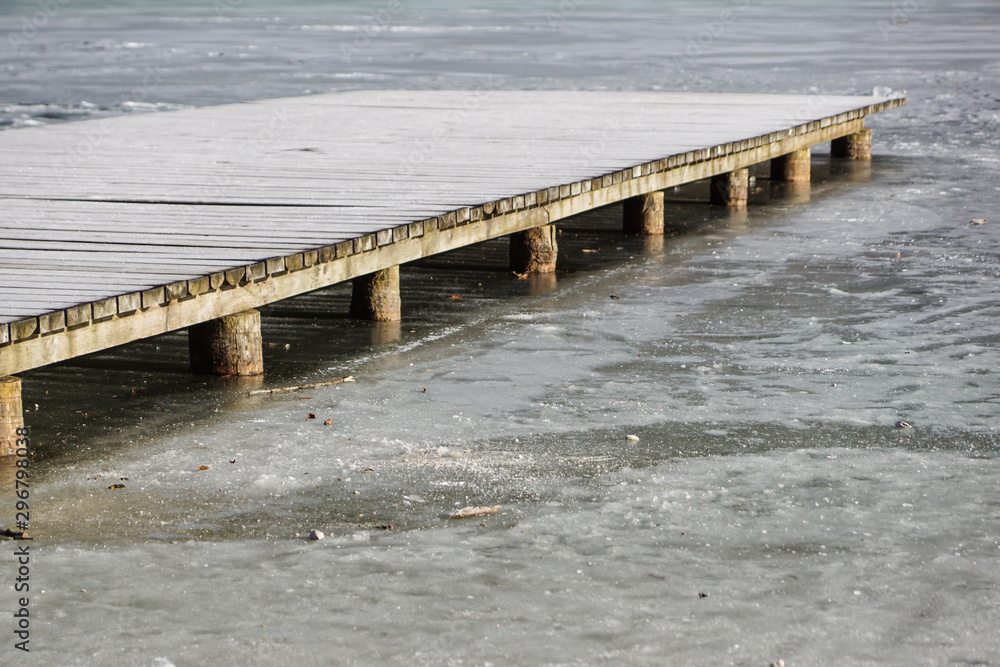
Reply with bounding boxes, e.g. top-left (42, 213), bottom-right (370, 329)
top-left (189, 309), bottom-right (264, 376)
top-left (642, 234), bottom-right (665, 257)
top-left (350, 265), bottom-right (401, 322)
top-left (1, 376), bottom-right (24, 457)
top-left (510, 224), bottom-right (558, 274)
top-left (622, 191), bottom-right (664, 235)
top-left (771, 147), bottom-right (811, 182)
top-left (831, 128), bottom-right (872, 159)
top-left (710, 168), bottom-right (749, 208)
